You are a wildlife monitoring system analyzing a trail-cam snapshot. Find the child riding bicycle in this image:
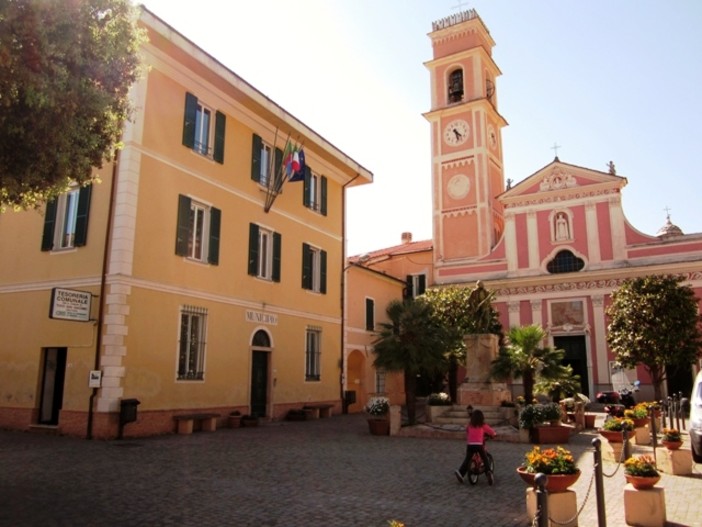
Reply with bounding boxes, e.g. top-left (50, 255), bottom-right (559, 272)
top-left (454, 409), bottom-right (496, 485)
